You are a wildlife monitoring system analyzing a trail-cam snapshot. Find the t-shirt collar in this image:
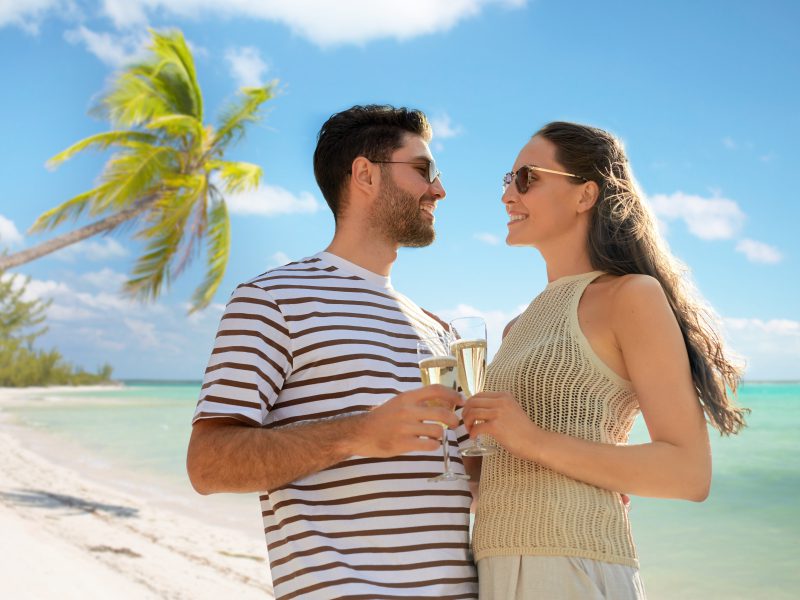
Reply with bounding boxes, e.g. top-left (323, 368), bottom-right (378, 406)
top-left (316, 251), bottom-right (394, 290)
